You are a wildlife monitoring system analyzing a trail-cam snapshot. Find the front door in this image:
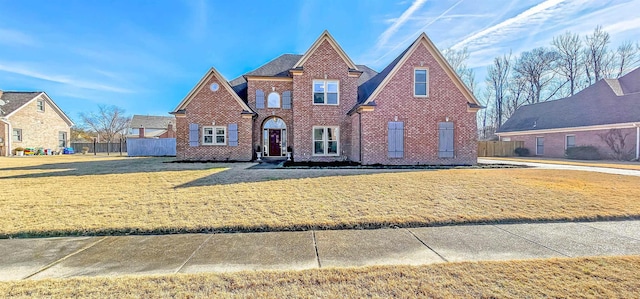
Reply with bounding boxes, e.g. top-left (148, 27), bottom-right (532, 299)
top-left (269, 129), bottom-right (281, 156)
